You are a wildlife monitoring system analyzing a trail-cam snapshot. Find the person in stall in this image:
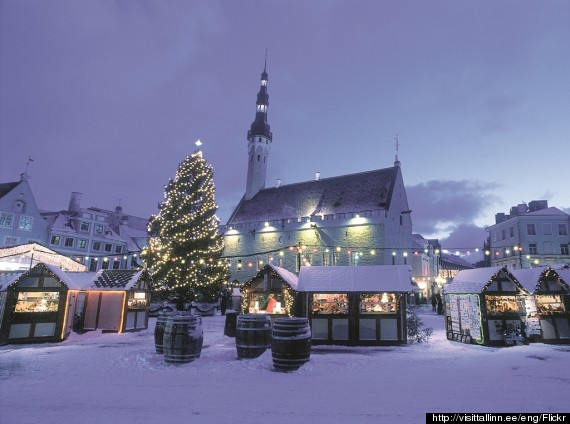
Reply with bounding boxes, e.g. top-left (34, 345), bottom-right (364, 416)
top-left (265, 293), bottom-right (277, 313)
